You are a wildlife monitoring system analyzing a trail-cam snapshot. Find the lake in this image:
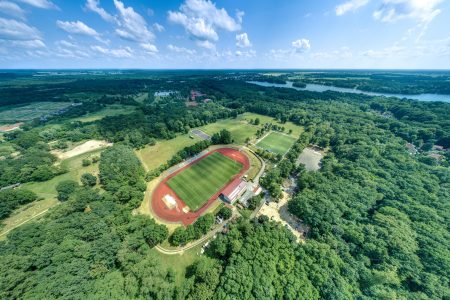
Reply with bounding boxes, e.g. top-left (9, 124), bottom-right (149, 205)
top-left (247, 81), bottom-right (450, 103)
